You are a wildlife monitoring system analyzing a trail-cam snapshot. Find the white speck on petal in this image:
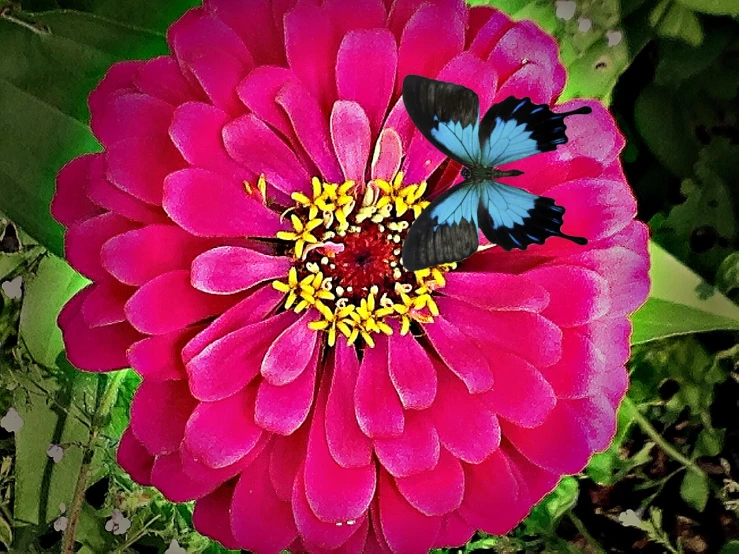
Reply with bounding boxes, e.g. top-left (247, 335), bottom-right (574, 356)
top-left (165, 539), bottom-right (188, 554)
top-left (54, 516), bottom-right (69, 532)
top-left (1, 276), bottom-right (23, 299)
top-left (347, 519), bottom-right (357, 526)
top-left (578, 17), bottom-right (592, 32)
top-left (607, 30), bottom-right (623, 47)
top-left (618, 509), bottom-right (644, 529)
top-left (1, 408), bottom-right (23, 433)
top-left (105, 509), bottom-right (131, 535)
top-left (555, 0), bottom-right (576, 20)
top-left (46, 444), bottom-right (65, 463)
